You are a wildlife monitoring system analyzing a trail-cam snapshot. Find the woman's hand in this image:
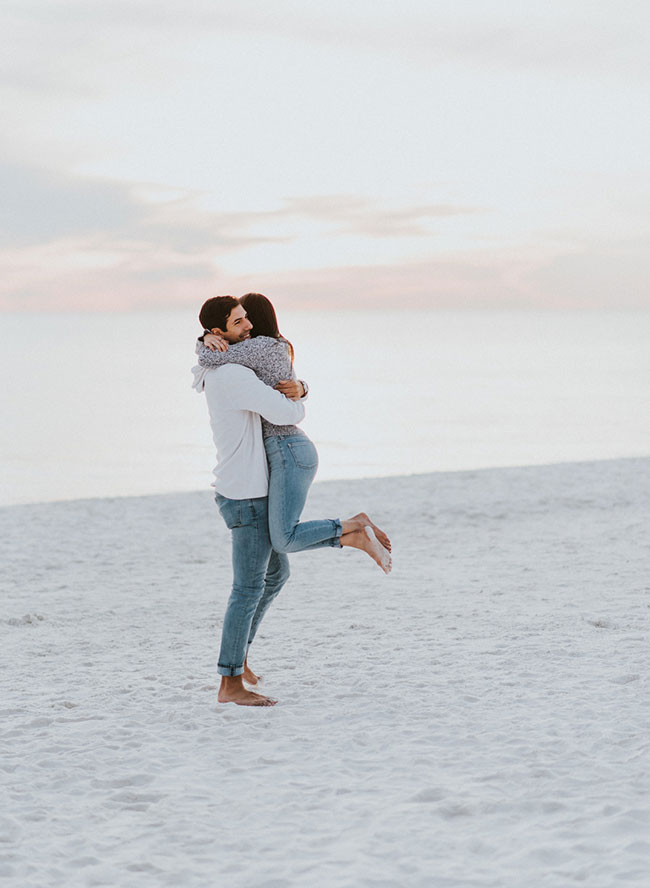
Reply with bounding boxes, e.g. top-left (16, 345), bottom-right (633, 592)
top-left (203, 333), bottom-right (229, 352)
top-left (274, 379), bottom-right (305, 401)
